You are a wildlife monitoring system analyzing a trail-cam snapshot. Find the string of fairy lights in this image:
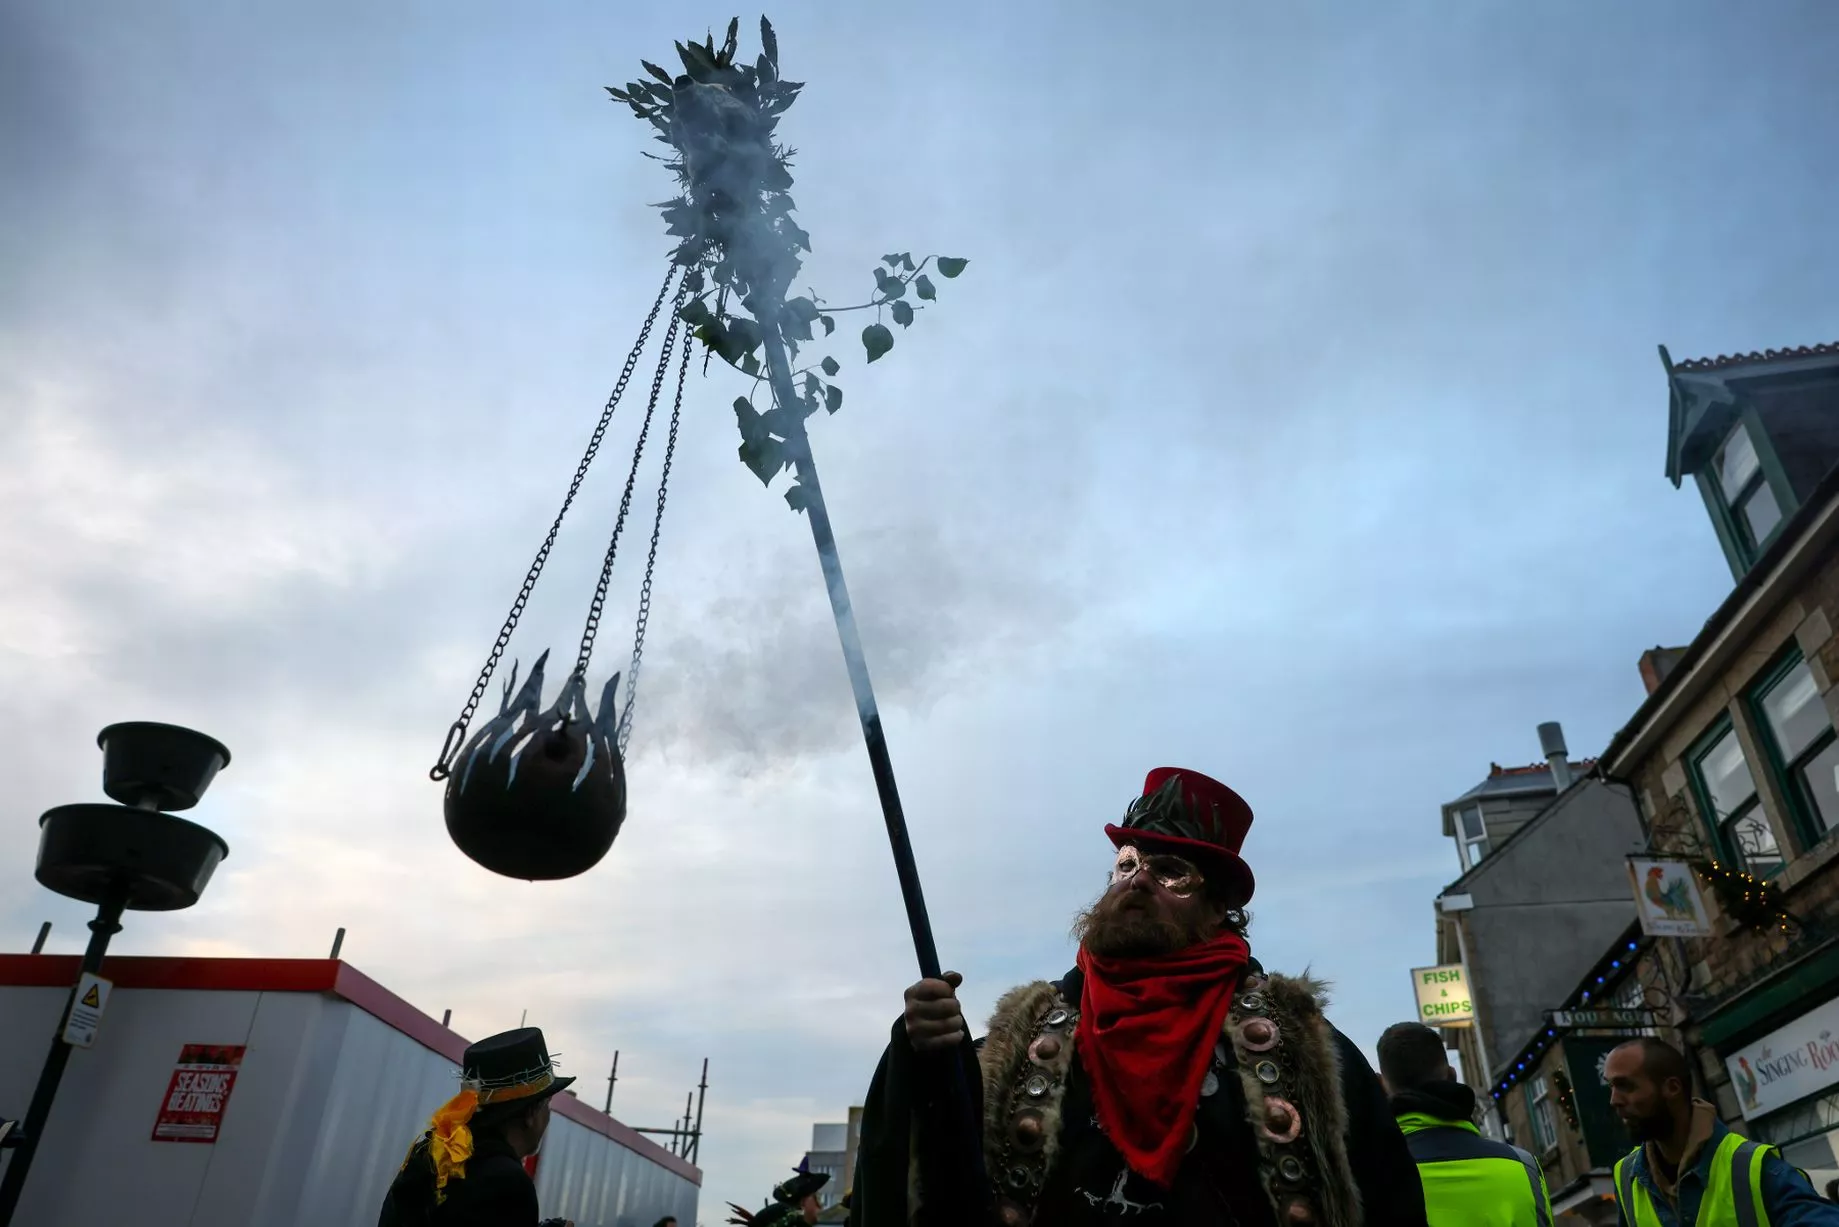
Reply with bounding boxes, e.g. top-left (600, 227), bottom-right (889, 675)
top-left (1488, 855), bottom-right (1797, 1109)
top-left (1696, 857), bottom-right (1797, 934)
